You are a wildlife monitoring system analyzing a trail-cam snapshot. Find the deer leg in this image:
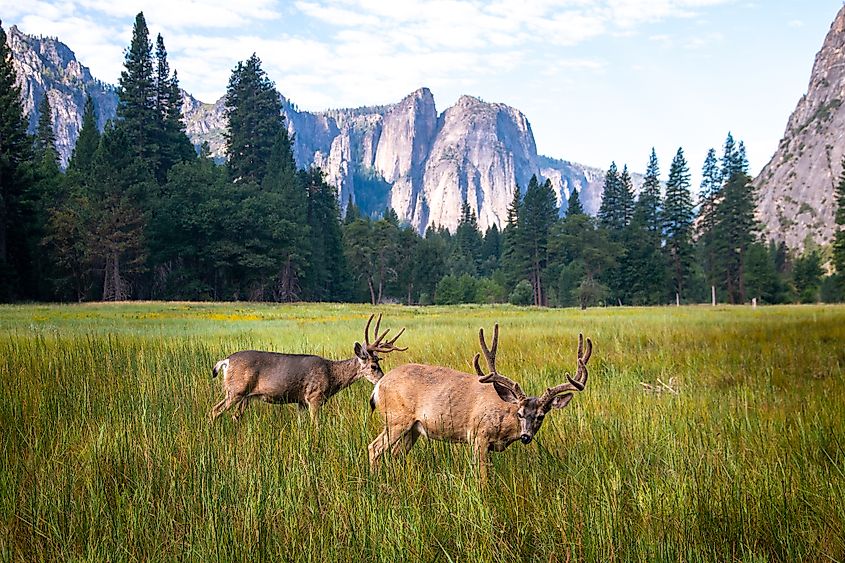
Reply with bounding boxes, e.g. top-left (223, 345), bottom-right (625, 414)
top-left (210, 393), bottom-right (243, 421)
top-left (209, 397), bottom-right (227, 422)
top-left (368, 423), bottom-right (410, 469)
top-left (390, 427), bottom-right (419, 457)
top-left (232, 396), bottom-right (252, 422)
top-left (473, 440), bottom-right (491, 485)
